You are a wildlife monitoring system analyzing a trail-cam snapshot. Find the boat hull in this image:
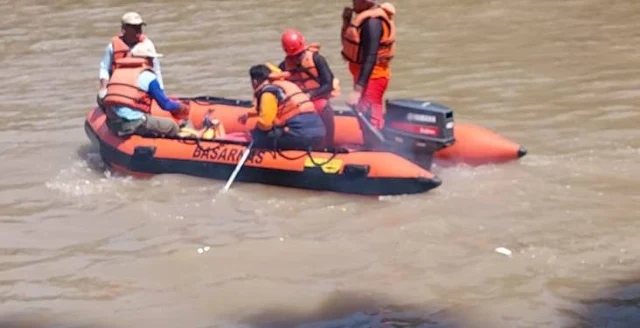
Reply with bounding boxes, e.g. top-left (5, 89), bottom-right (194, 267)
top-left (84, 104), bottom-right (442, 196)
